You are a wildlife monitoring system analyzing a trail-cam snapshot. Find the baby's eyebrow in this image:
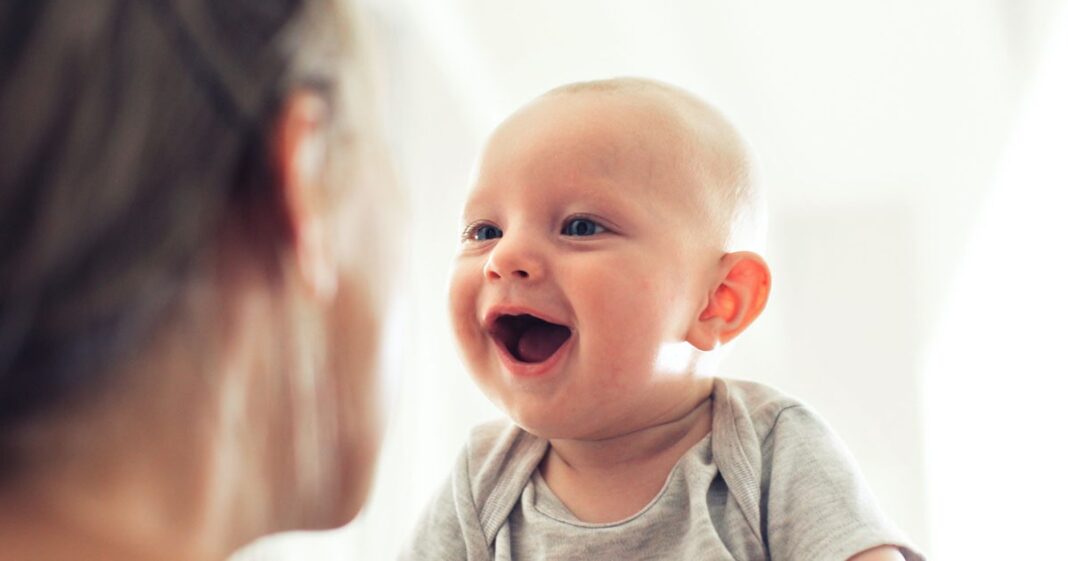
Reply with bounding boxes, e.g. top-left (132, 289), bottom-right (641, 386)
top-left (459, 196), bottom-right (494, 223)
top-left (460, 181), bottom-right (515, 220)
